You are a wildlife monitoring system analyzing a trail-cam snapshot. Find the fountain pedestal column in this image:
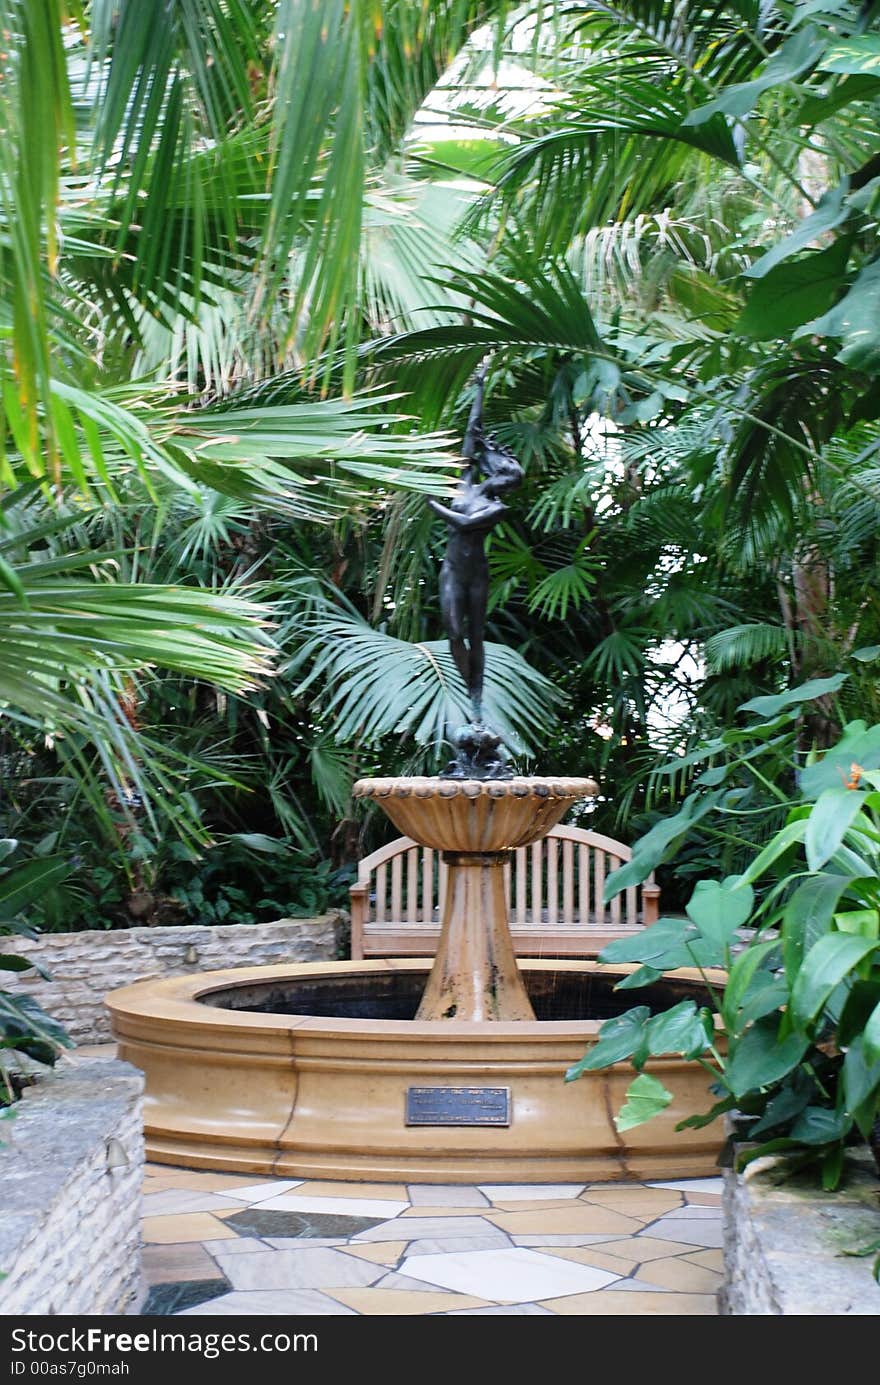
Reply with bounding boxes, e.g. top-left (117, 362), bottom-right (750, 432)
top-left (417, 850), bottom-right (533, 1021)
top-left (352, 776), bottom-right (599, 1022)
